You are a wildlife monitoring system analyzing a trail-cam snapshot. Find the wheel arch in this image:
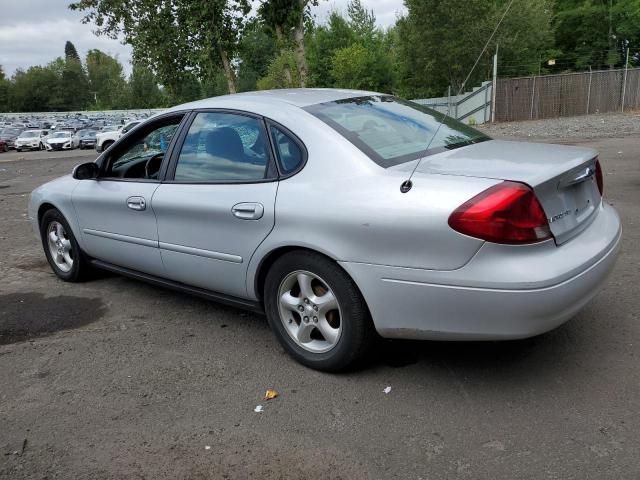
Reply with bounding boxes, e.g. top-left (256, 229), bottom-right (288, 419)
top-left (251, 245), bottom-right (370, 316)
top-left (37, 202), bottom-right (58, 230)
